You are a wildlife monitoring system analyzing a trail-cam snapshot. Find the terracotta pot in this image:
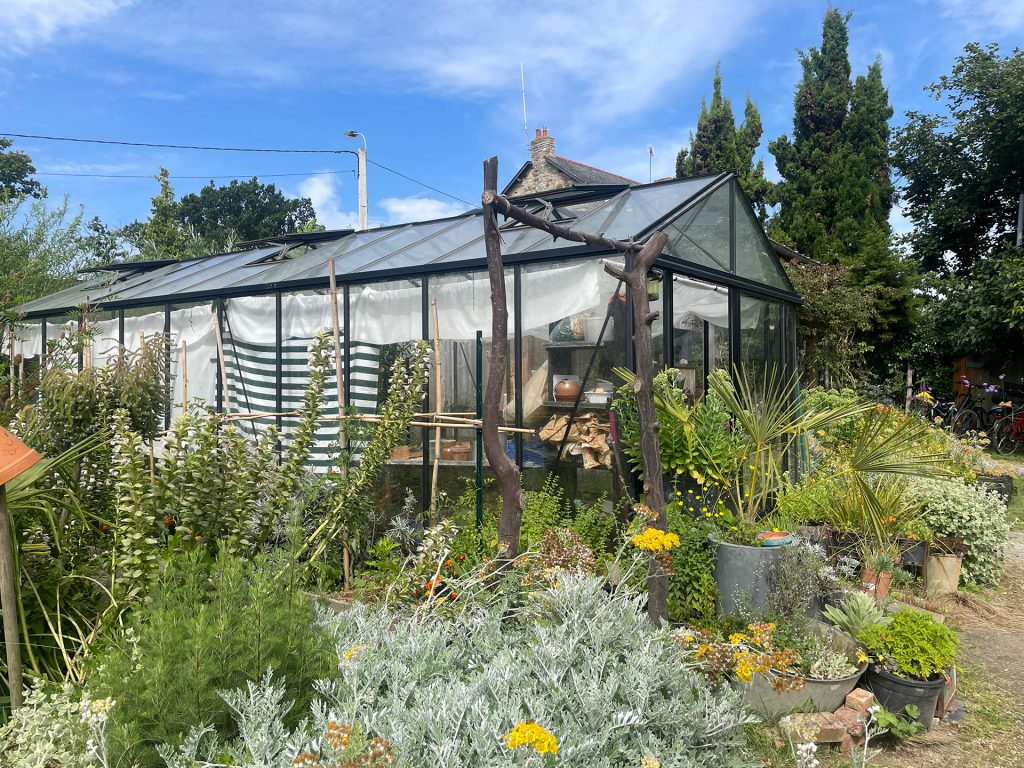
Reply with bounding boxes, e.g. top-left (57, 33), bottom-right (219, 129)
top-left (553, 378), bottom-right (581, 402)
top-left (861, 567), bottom-right (892, 600)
